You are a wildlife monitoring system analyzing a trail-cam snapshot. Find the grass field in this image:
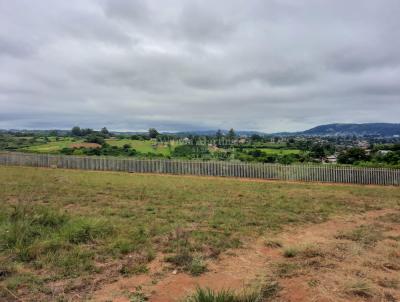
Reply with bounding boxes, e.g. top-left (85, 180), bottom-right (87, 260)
top-left (0, 166), bottom-right (399, 301)
top-left (20, 137), bottom-right (82, 153)
top-left (105, 139), bottom-right (178, 155)
top-left (257, 148), bottom-right (302, 155)
top-left (19, 138), bottom-right (179, 156)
